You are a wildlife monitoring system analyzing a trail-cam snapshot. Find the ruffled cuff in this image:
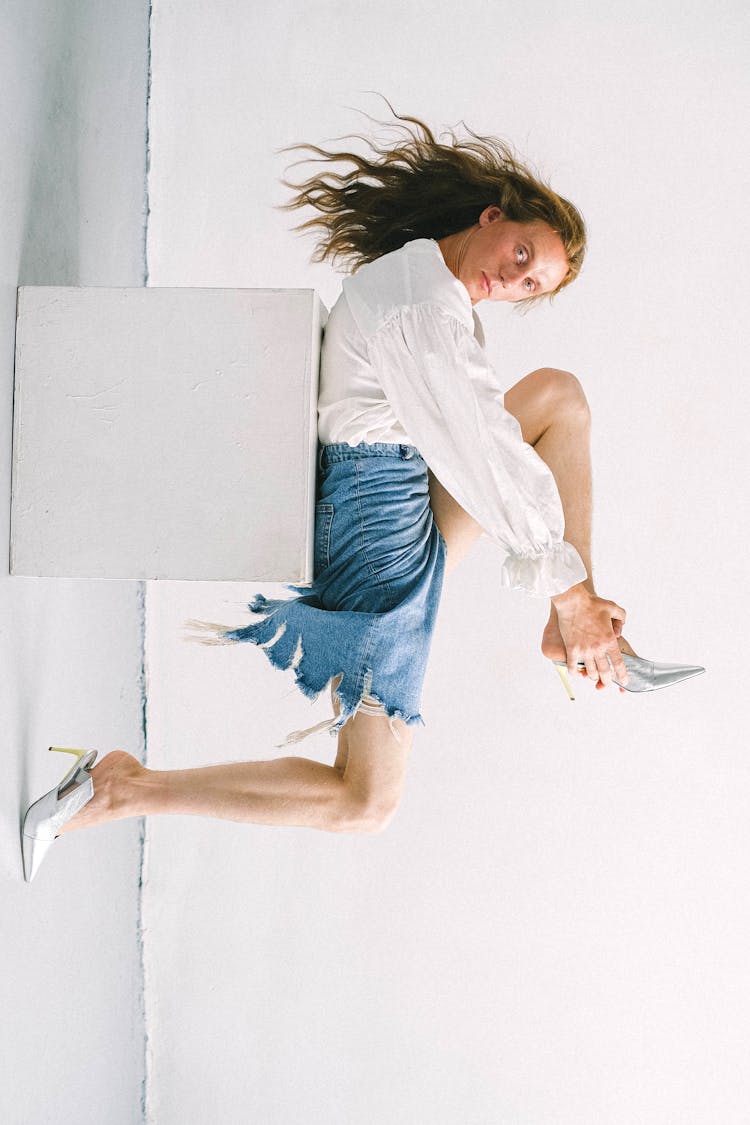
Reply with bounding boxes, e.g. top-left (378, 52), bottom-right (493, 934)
top-left (500, 540), bottom-right (588, 598)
